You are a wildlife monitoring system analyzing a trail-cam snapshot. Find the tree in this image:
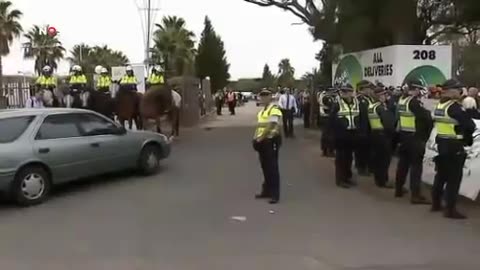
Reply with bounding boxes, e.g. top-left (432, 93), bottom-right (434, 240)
top-left (261, 64), bottom-right (276, 89)
top-left (243, 0), bottom-right (480, 84)
top-left (151, 16), bottom-right (196, 78)
top-left (0, 0), bottom-right (22, 88)
top-left (23, 25), bottom-right (65, 74)
top-left (195, 16), bottom-right (231, 93)
top-left (302, 67), bottom-right (322, 89)
top-left (67, 44), bottom-right (129, 85)
top-left (277, 58), bottom-right (295, 87)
